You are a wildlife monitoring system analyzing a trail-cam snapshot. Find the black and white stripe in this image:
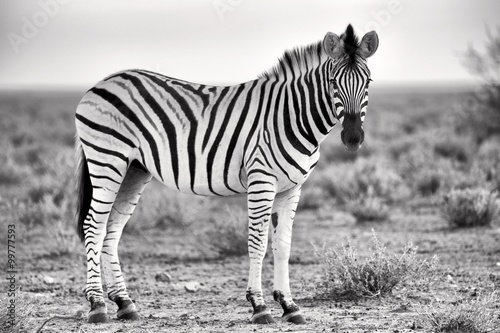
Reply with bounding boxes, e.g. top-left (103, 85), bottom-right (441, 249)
top-left (75, 24), bottom-right (378, 324)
